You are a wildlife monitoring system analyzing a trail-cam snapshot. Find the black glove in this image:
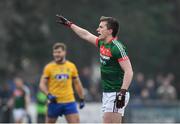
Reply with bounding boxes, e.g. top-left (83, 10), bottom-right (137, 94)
top-left (115, 89), bottom-right (127, 108)
top-left (56, 14), bottom-right (73, 27)
top-left (79, 99), bottom-right (85, 109)
top-left (47, 93), bottom-right (57, 103)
